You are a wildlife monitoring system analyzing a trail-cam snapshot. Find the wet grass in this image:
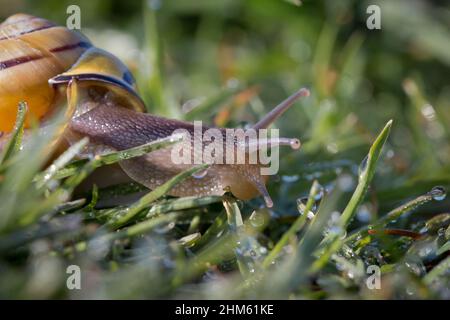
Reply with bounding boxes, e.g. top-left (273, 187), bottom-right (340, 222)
top-left (0, 0), bottom-right (449, 299)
